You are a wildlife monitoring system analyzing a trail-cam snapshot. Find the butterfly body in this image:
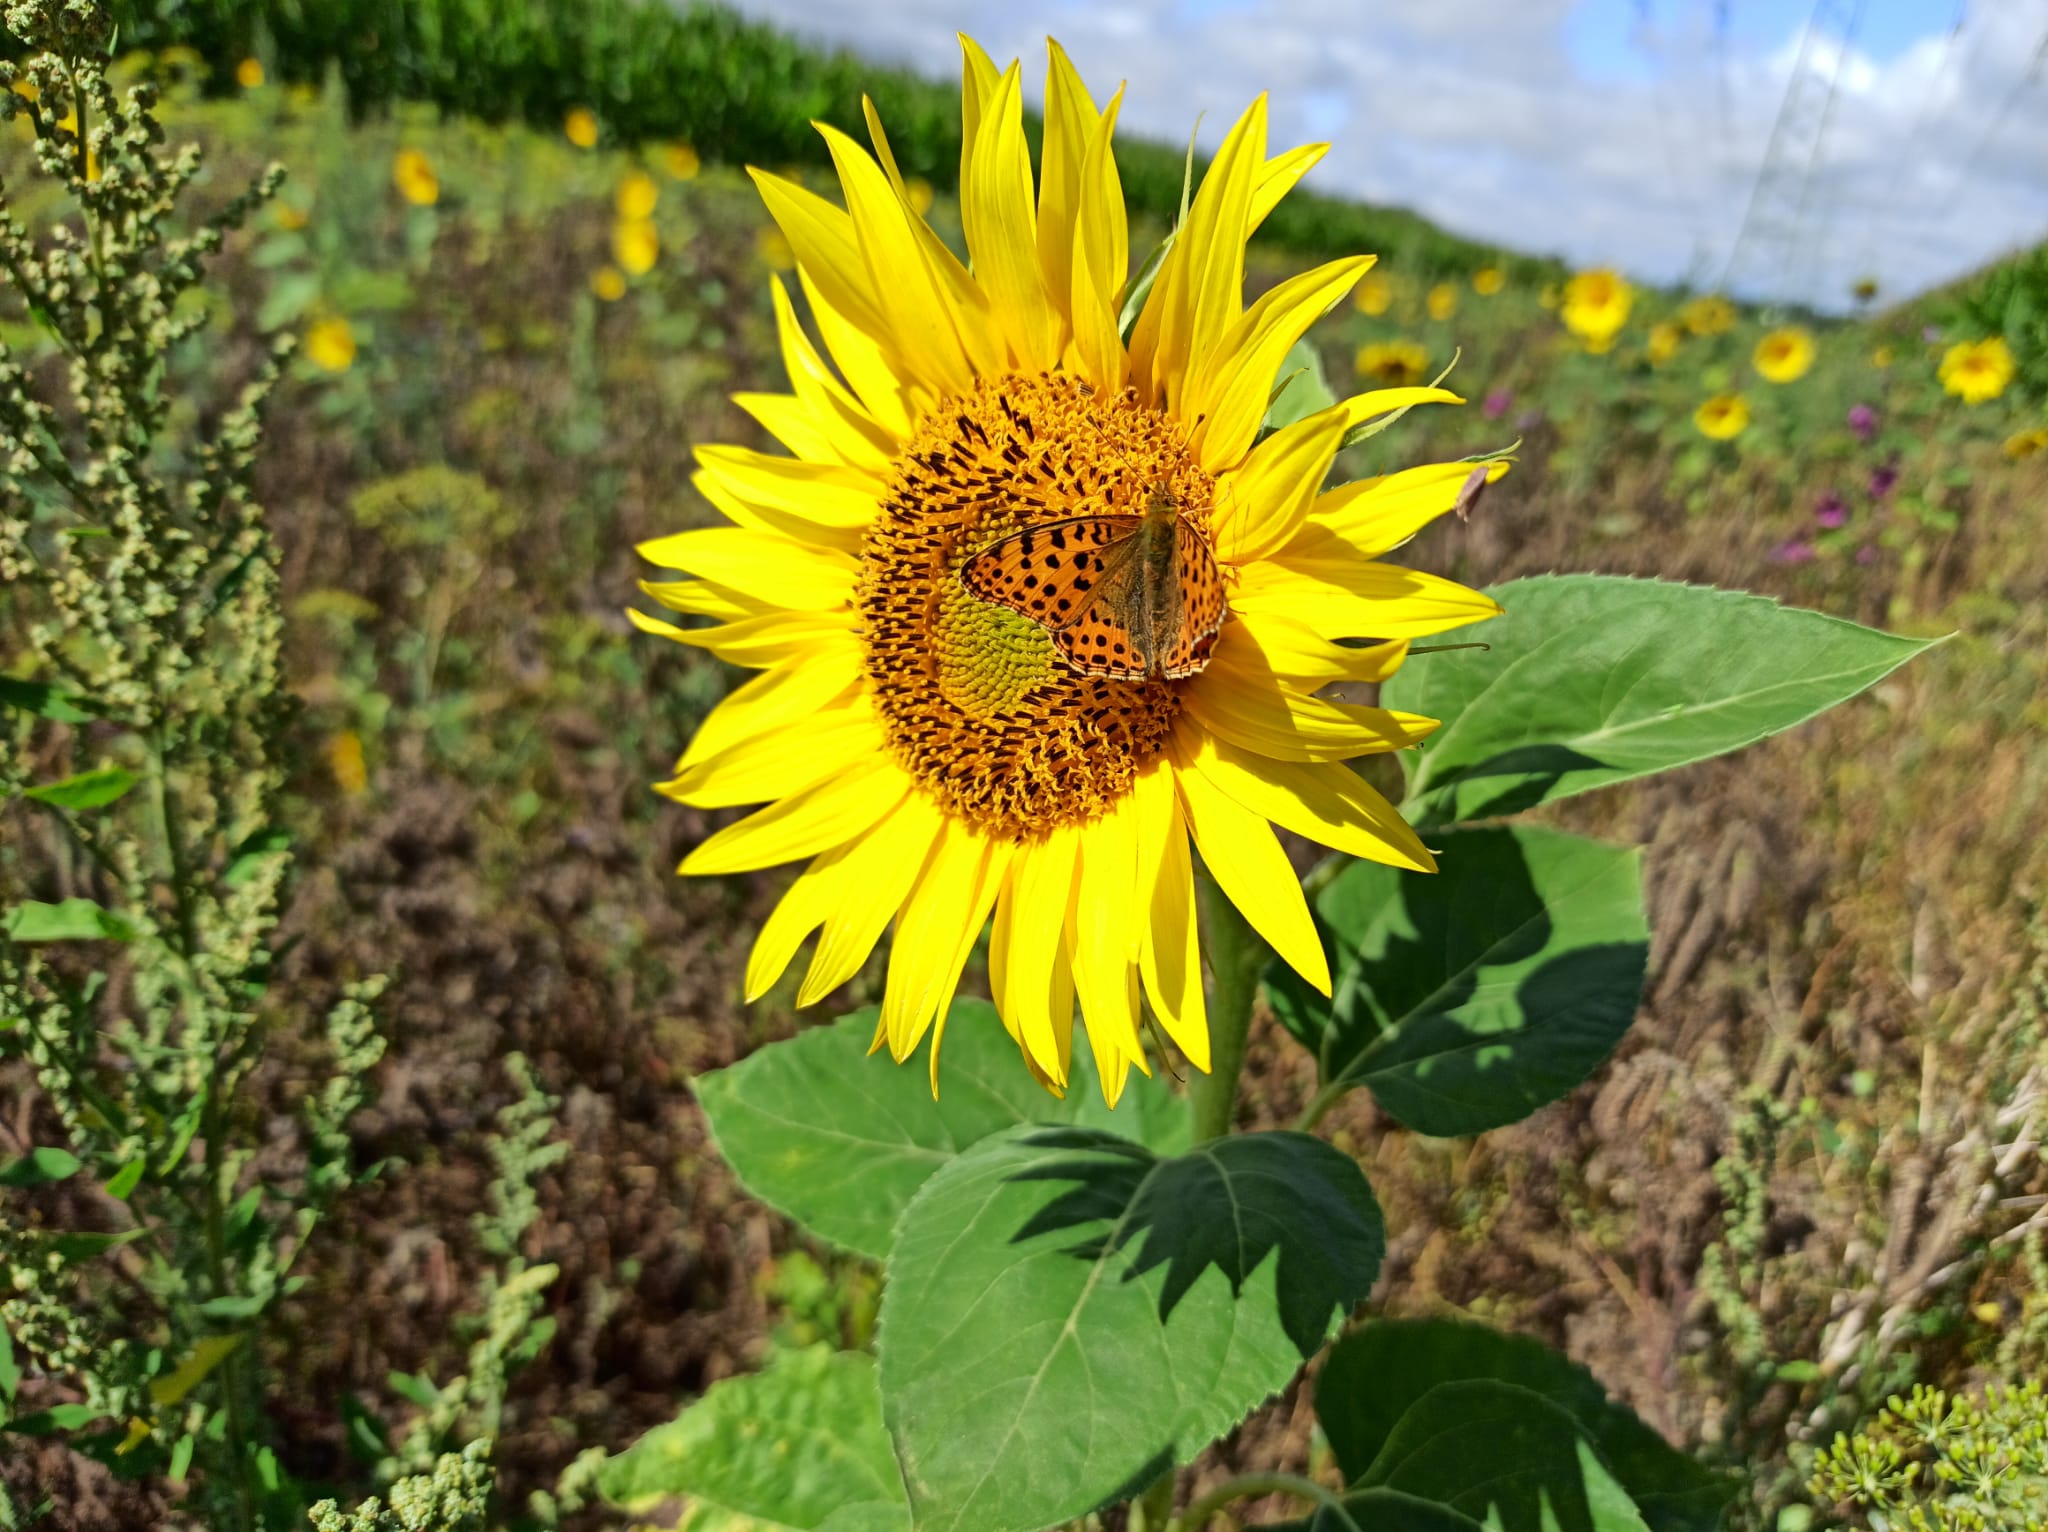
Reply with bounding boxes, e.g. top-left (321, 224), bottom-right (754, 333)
top-left (961, 486), bottom-right (1228, 681)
